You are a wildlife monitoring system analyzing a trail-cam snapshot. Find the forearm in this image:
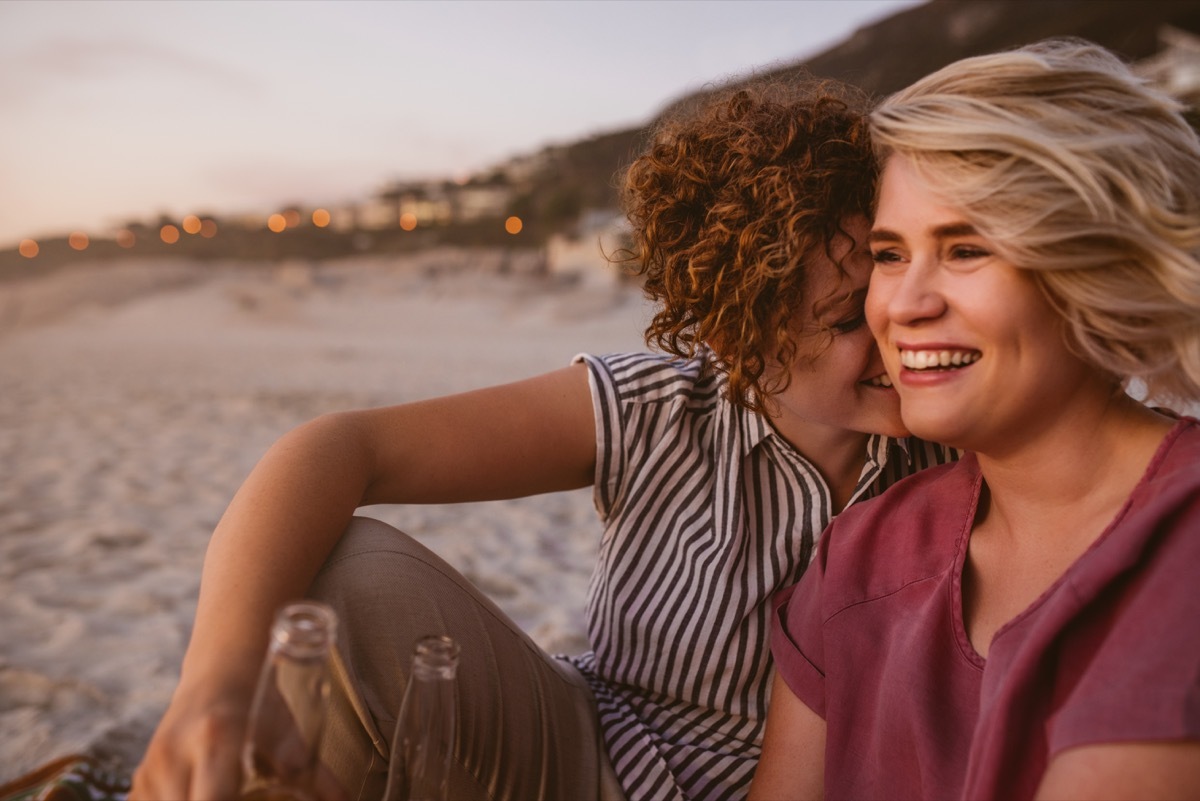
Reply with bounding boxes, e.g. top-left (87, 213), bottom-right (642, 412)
top-left (179, 412), bottom-right (373, 689)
